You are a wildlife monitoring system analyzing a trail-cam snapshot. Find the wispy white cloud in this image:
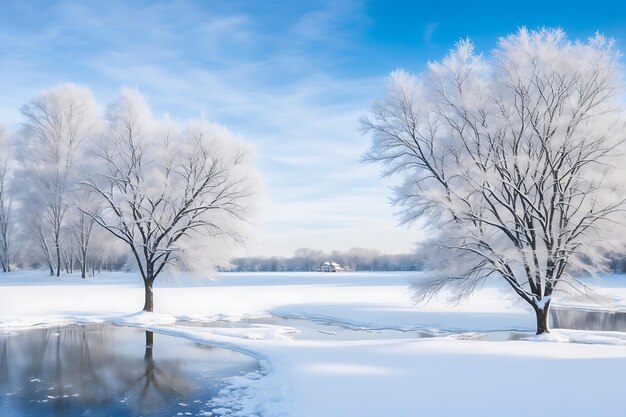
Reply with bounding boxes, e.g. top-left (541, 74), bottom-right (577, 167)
top-left (291, 1), bottom-right (366, 46)
top-left (0, 0), bottom-right (424, 256)
top-left (423, 22), bottom-right (439, 47)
